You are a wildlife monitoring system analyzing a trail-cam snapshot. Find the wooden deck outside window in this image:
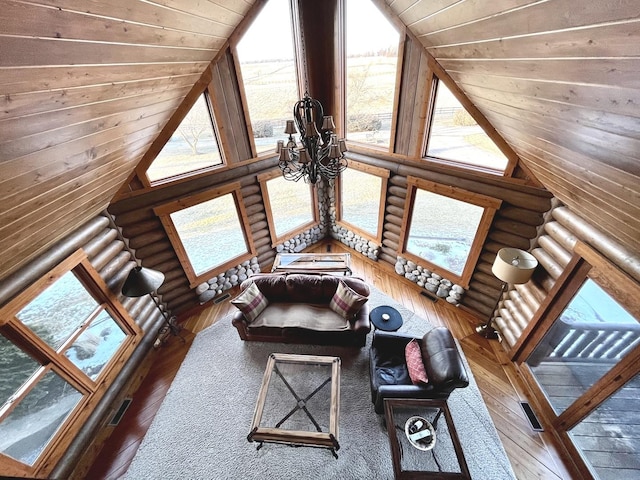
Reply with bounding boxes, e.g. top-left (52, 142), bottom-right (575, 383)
top-left (0, 249), bottom-right (142, 478)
